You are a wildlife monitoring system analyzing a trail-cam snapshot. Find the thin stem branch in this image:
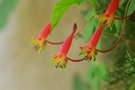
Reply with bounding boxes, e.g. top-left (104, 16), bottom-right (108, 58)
top-left (97, 0), bottom-right (131, 53)
top-left (115, 12), bottom-right (134, 20)
top-left (97, 34), bottom-right (124, 53)
top-left (46, 40), bottom-right (63, 45)
top-left (67, 57), bottom-right (86, 62)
